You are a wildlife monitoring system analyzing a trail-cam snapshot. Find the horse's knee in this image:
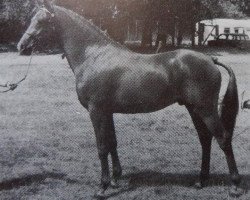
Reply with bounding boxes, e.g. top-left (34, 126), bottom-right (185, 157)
top-left (109, 140), bottom-right (117, 151)
top-left (98, 144), bottom-right (116, 159)
top-left (98, 147), bottom-right (109, 160)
